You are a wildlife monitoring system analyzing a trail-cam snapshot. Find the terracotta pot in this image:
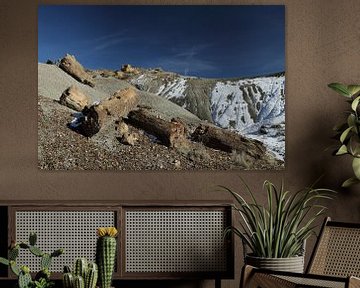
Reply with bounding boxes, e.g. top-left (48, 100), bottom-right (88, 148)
top-left (245, 254), bottom-right (305, 273)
